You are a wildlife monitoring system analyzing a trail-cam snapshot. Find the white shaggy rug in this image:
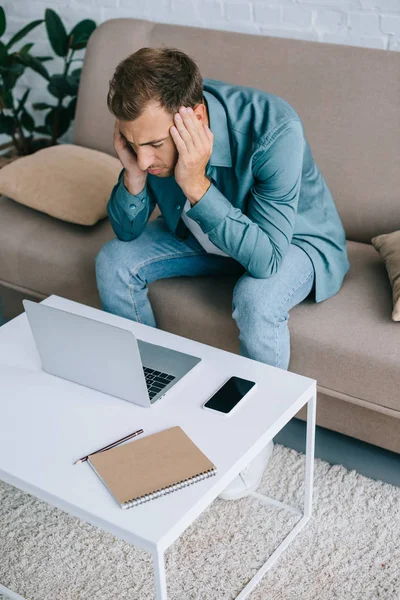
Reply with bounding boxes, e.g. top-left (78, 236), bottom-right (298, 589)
top-left (1, 444), bottom-right (399, 600)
